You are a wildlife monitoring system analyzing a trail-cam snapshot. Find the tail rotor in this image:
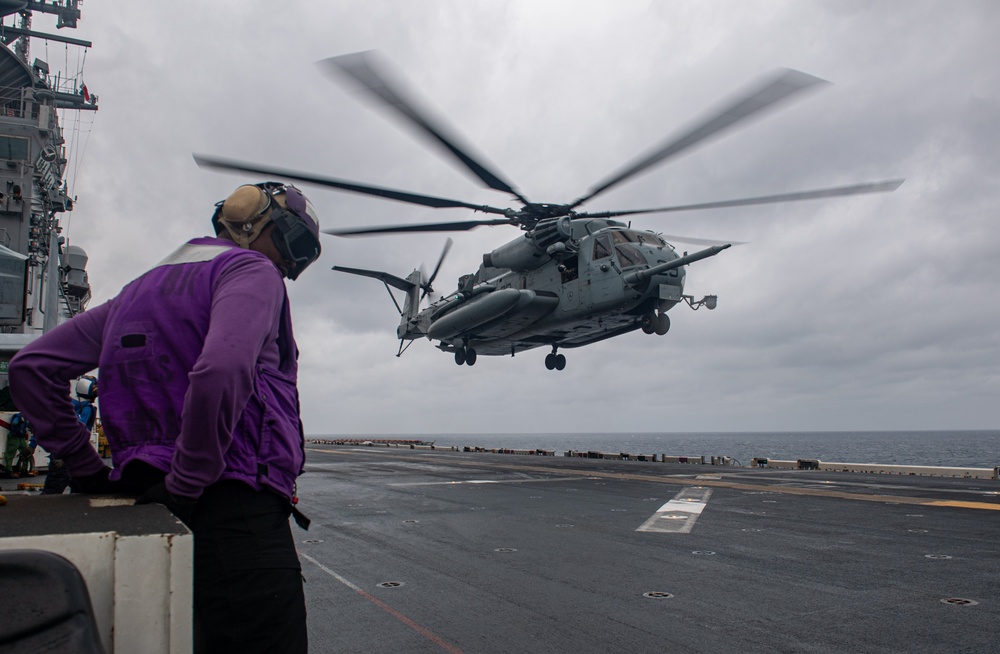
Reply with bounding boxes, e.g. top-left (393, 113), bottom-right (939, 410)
top-left (419, 237), bottom-right (453, 303)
